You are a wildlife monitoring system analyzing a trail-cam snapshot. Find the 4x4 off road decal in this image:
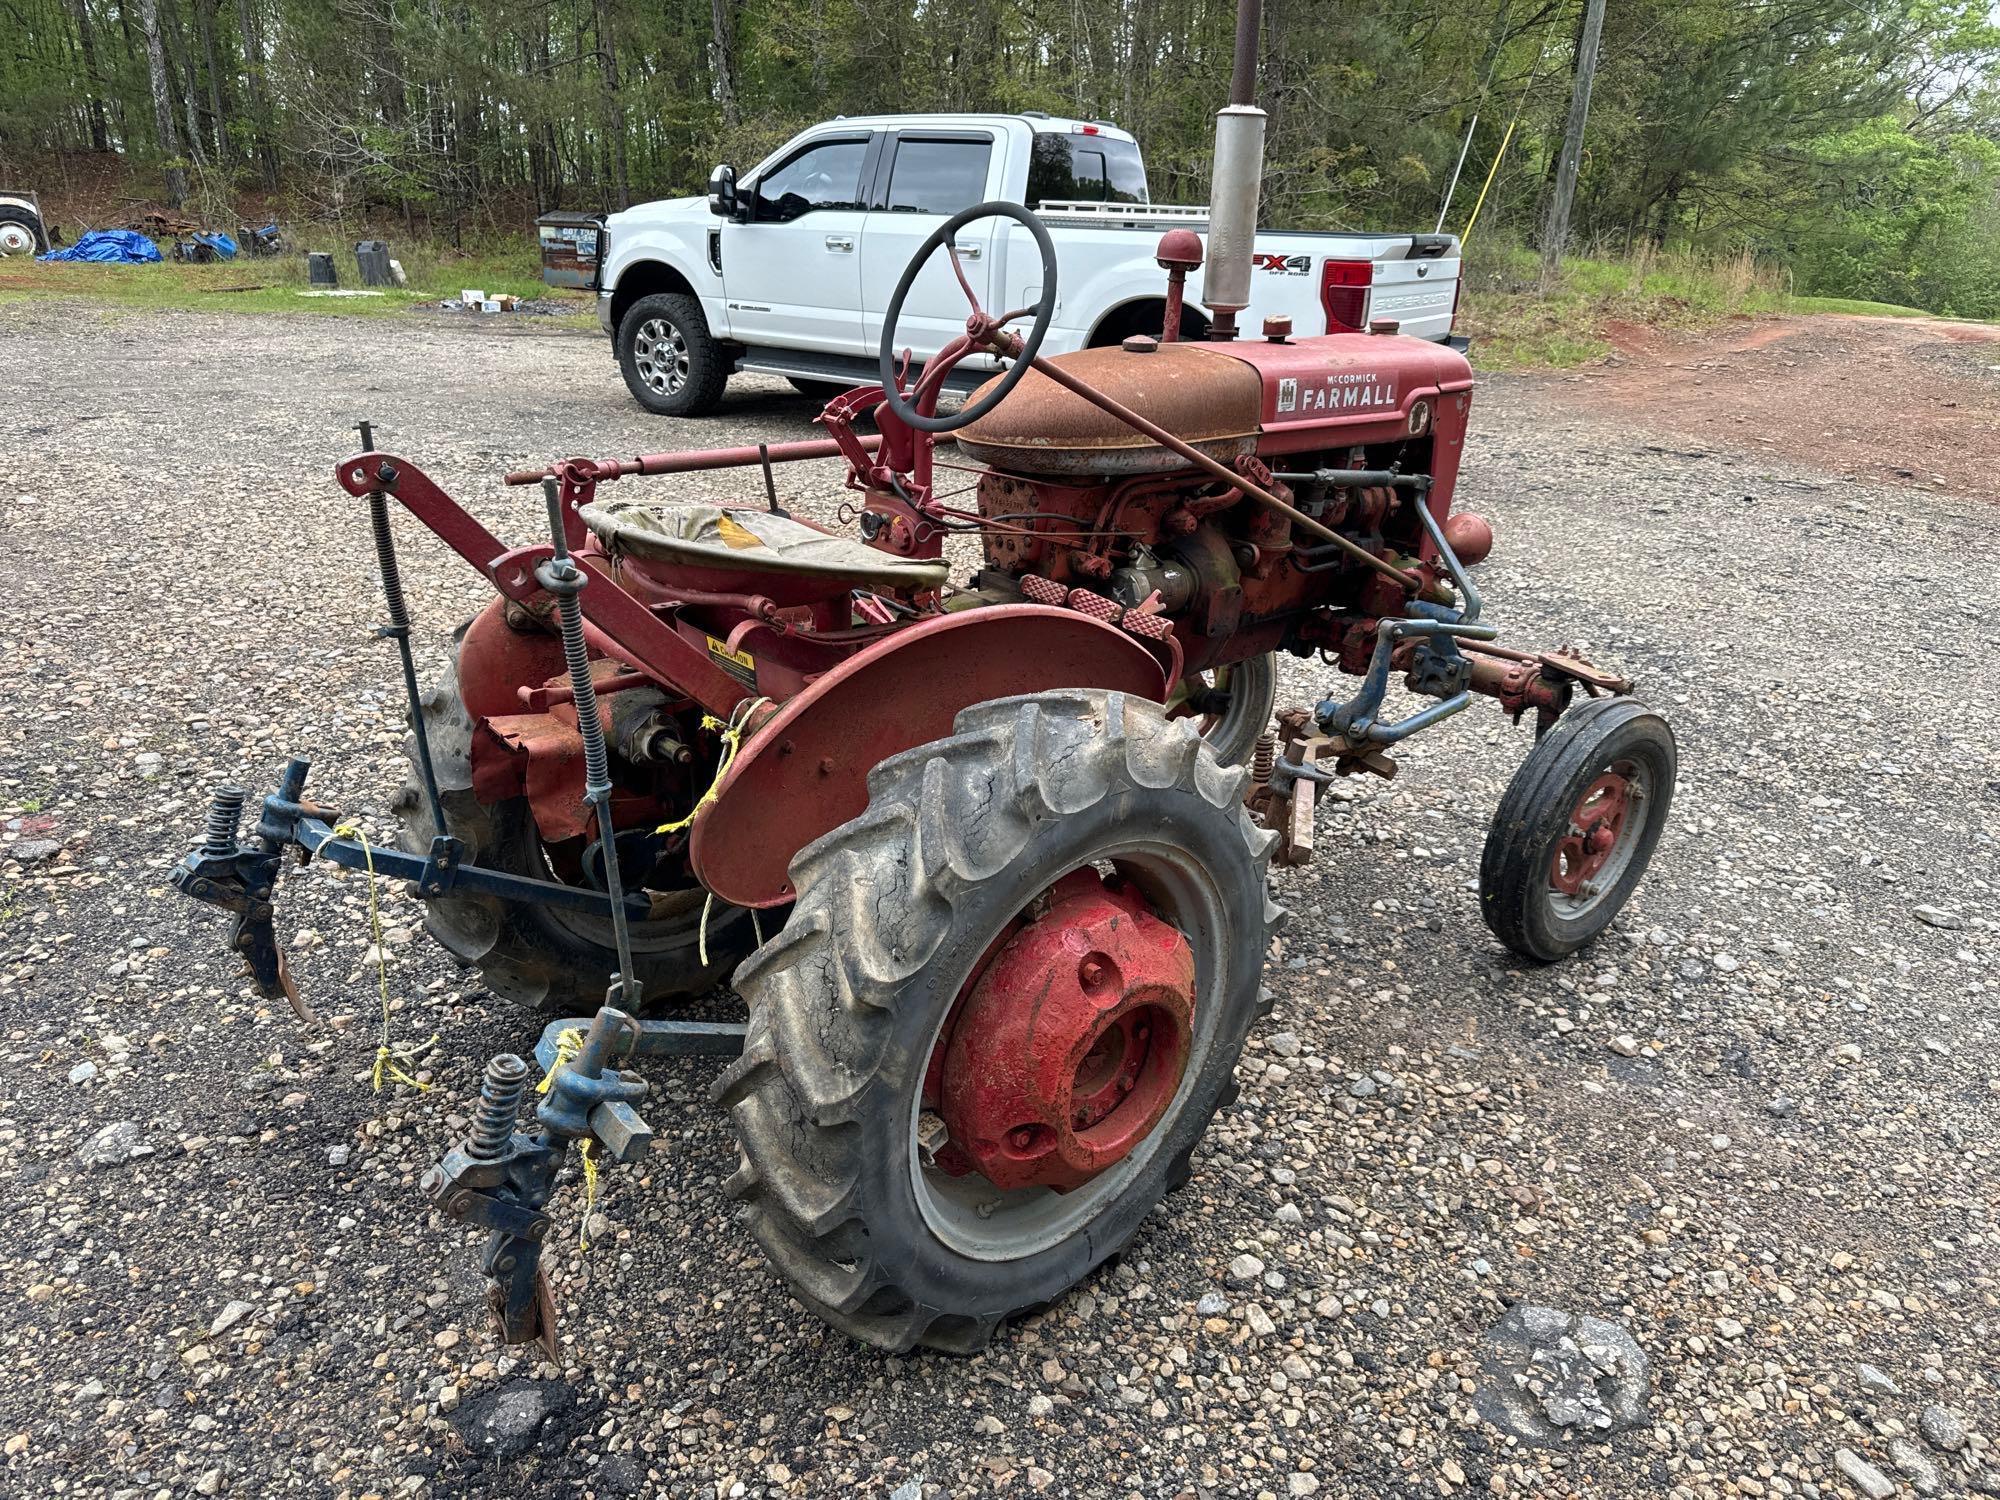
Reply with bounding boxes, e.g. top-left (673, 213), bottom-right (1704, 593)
top-left (1255, 252), bottom-right (1312, 275)
top-left (1274, 372), bottom-right (1399, 417)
